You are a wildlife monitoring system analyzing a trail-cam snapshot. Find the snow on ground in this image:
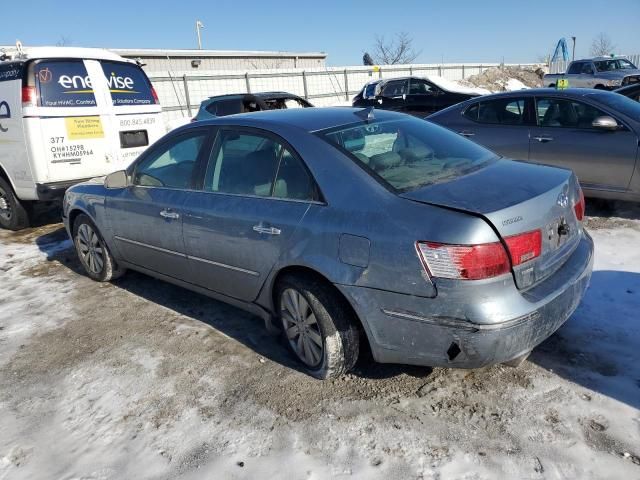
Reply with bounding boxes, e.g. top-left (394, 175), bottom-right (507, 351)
top-left (1, 202), bottom-right (639, 479)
